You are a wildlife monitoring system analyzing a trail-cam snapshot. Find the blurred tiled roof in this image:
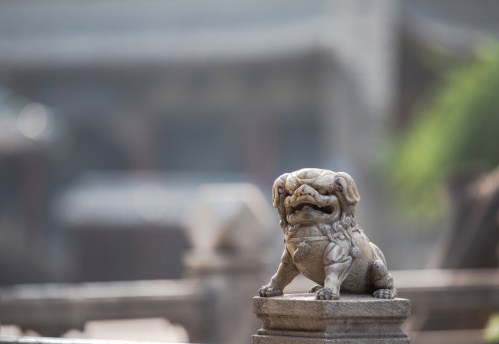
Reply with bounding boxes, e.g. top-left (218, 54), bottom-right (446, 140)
top-left (0, 0), bottom-right (329, 68)
top-left (405, 0), bottom-right (499, 53)
top-left (54, 171), bottom-right (249, 229)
